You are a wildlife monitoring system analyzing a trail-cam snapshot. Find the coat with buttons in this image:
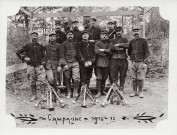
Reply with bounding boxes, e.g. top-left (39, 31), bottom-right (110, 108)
top-left (95, 40), bottom-right (111, 67)
top-left (76, 40), bottom-right (95, 65)
top-left (87, 26), bottom-right (101, 41)
top-left (59, 39), bottom-right (79, 65)
top-left (128, 38), bottom-right (150, 62)
top-left (110, 37), bottom-right (129, 59)
top-left (16, 42), bottom-right (45, 67)
top-left (72, 28), bottom-right (82, 42)
top-left (44, 42), bottom-right (61, 70)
